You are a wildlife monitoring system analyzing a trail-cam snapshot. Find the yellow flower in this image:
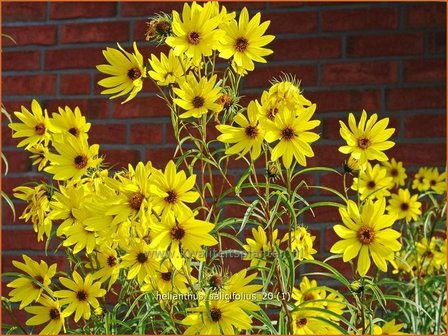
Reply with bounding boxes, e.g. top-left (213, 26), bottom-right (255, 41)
top-left (425, 167), bottom-right (446, 194)
top-left (24, 295), bottom-right (67, 335)
top-left (149, 160), bottom-right (199, 217)
top-left (216, 100), bottom-right (266, 160)
top-left (150, 211), bottom-right (217, 270)
top-left (416, 237), bottom-right (446, 274)
top-left (27, 144), bottom-right (50, 171)
top-left (381, 319), bottom-right (406, 335)
top-left (44, 134), bottom-right (102, 181)
top-left (142, 260), bottom-right (190, 294)
top-left (351, 162), bottom-right (393, 200)
top-left (243, 226), bottom-right (279, 267)
top-left (54, 272), bottom-right (106, 322)
top-left (339, 110), bottom-right (395, 165)
top-left (292, 276), bottom-right (323, 307)
top-left (97, 42), bottom-right (146, 103)
top-left (92, 245), bottom-right (120, 290)
top-left (219, 7), bottom-right (274, 73)
top-left (264, 104), bottom-right (320, 168)
top-left (412, 167), bottom-right (431, 192)
top-left (148, 50), bottom-right (186, 86)
top-left (330, 199), bottom-right (401, 276)
top-left (223, 269), bottom-right (262, 312)
top-left (281, 226), bottom-right (317, 260)
top-left (7, 255), bottom-right (57, 309)
top-left (173, 74), bottom-right (222, 118)
top-left (62, 207), bottom-right (98, 254)
top-left (182, 299), bottom-right (252, 334)
top-left (382, 158), bottom-right (407, 188)
top-left (51, 106), bottom-right (90, 140)
top-left (166, 2), bottom-right (224, 66)
top-left (120, 238), bottom-right (159, 285)
top-left (387, 189), bottom-right (422, 223)
top-left (9, 99), bottom-right (55, 149)
top-left (290, 309), bottom-right (332, 334)
top-left (343, 155), bottom-right (361, 174)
